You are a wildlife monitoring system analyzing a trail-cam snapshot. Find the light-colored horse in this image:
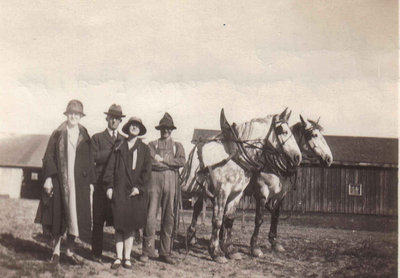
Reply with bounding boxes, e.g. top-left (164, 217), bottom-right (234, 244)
top-left (181, 108), bottom-right (302, 263)
top-left (248, 115), bottom-right (333, 257)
